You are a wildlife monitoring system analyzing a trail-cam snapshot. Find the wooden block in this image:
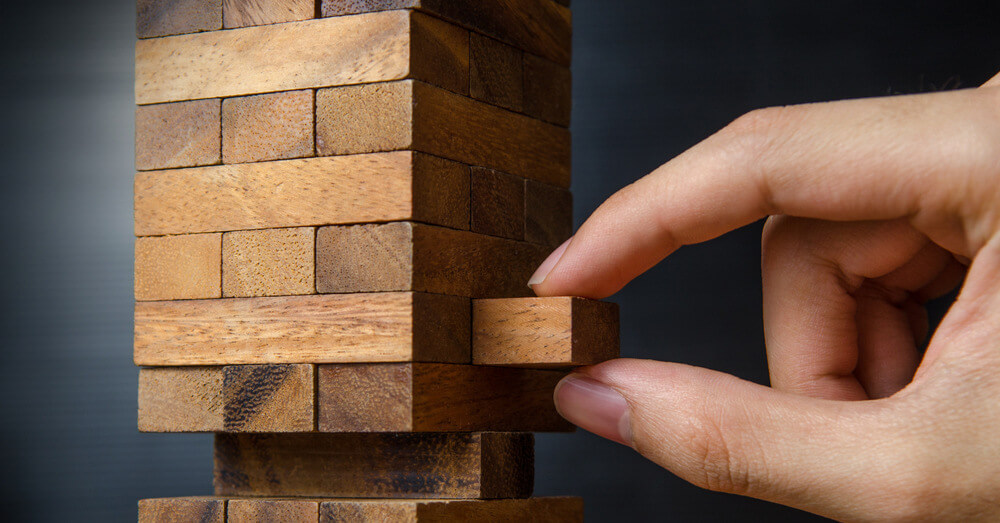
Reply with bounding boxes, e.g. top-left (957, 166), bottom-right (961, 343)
top-left (315, 222), bottom-right (548, 298)
top-left (320, 0), bottom-right (571, 67)
top-left (135, 233), bottom-right (221, 301)
top-left (320, 498), bottom-right (583, 522)
top-left (473, 297), bottom-right (619, 367)
top-left (318, 363), bottom-right (572, 432)
top-left (138, 497), bottom-right (225, 523)
top-left (229, 499), bottom-right (319, 522)
top-left (136, 11), bottom-right (467, 105)
top-left (135, 152), bottom-right (469, 236)
top-left (470, 33), bottom-right (522, 112)
top-left (139, 365), bottom-right (314, 432)
top-left (222, 227), bottom-right (315, 297)
top-left (214, 432), bottom-right (534, 498)
top-left (471, 167), bottom-right (524, 240)
top-left (523, 54), bottom-right (572, 127)
top-left (134, 292), bottom-right (470, 365)
top-left (315, 80), bottom-right (570, 187)
top-left (137, 0), bottom-right (222, 38)
top-left (222, 90), bottom-right (315, 164)
top-left (525, 180), bottom-right (572, 246)
top-left (135, 99), bottom-right (221, 171)
top-left (223, 0), bottom-right (315, 28)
